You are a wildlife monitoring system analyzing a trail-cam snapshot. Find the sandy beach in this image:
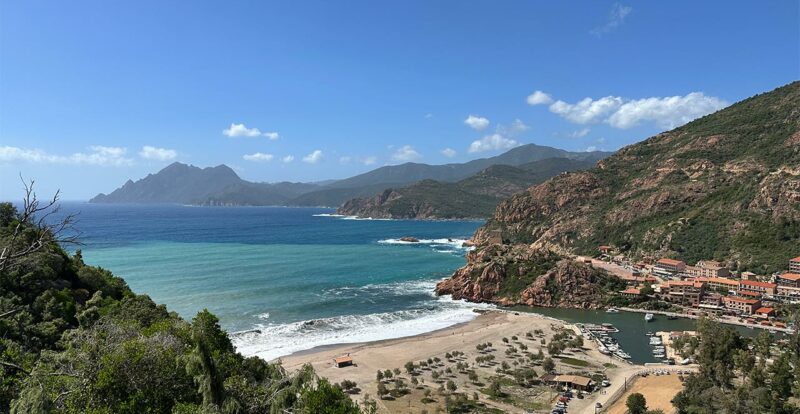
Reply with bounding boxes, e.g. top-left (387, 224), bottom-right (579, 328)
top-left (280, 310), bottom-right (689, 413)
